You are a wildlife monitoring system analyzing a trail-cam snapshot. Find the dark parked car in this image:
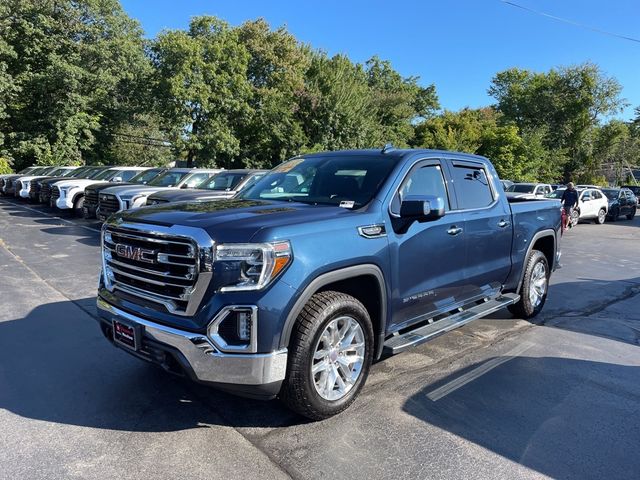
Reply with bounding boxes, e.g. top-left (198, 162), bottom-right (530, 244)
top-left (145, 169), bottom-right (267, 205)
top-left (602, 188), bottom-right (637, 221)
top-left (83, 168), bottom-right (167, 219)
top-left (620, 185), bottom-right (640, 204)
